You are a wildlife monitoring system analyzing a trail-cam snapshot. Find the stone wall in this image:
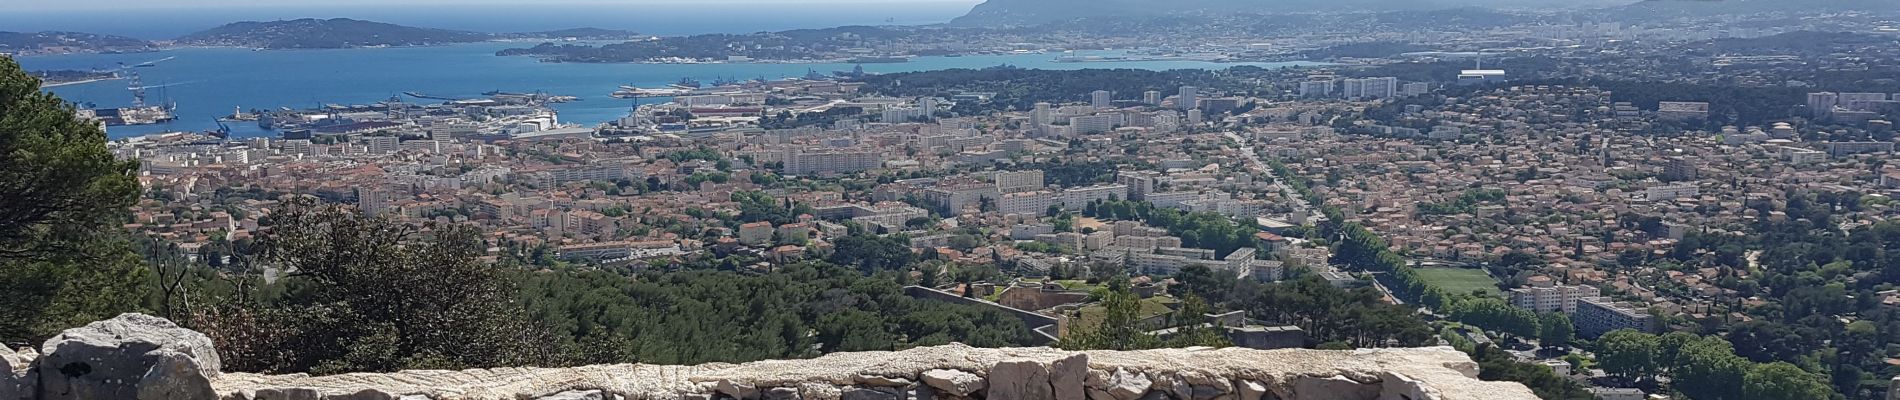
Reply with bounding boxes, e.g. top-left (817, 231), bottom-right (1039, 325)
top-left (7, 313), bottom-right (1539, 400)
